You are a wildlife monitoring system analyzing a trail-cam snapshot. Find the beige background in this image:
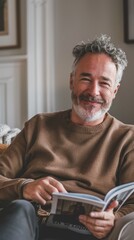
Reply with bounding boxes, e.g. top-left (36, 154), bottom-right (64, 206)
top-left (0, 0), bottom-right (134, 128)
